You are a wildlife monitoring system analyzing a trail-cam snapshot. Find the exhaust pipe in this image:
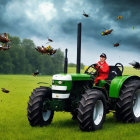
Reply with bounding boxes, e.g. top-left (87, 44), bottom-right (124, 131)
top-left (76, 23), bottom-right (82, 73)
top-left (64, 48), bottom-right (68, 73)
